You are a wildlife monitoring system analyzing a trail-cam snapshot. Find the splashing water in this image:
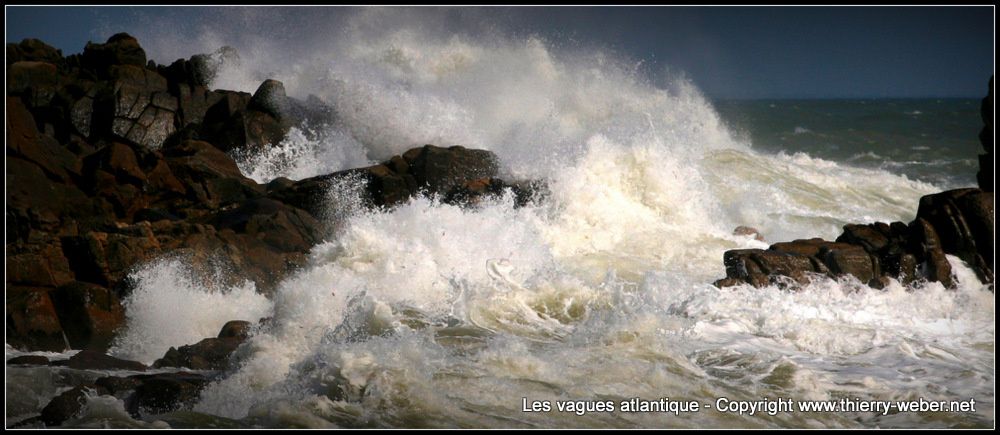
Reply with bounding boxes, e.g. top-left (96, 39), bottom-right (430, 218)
top-left (13, 10), bottom-right (992, 429)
